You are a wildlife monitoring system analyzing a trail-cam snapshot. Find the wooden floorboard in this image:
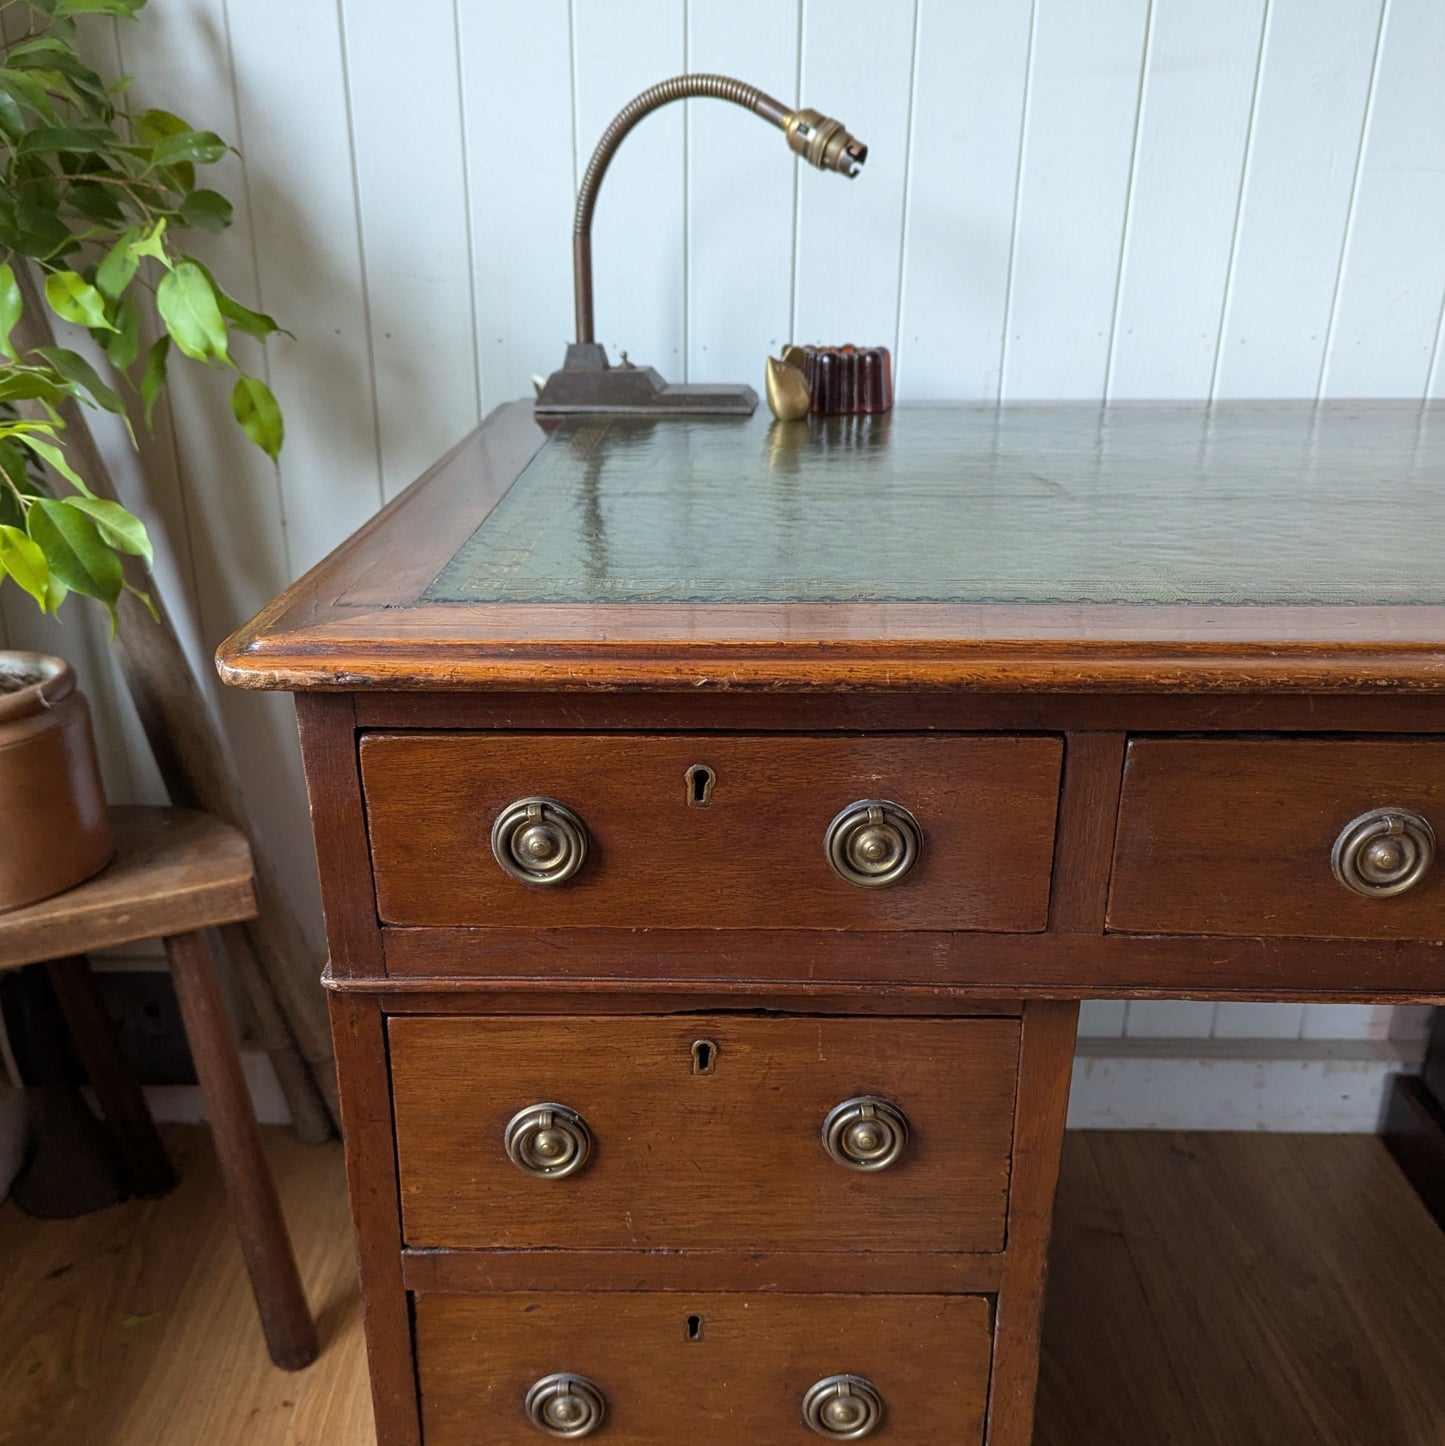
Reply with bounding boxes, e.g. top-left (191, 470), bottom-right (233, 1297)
top-left (2, 1126), bottom-right (1443, 1444)
top-left (0, 1126), bottom-right (374, 1446)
